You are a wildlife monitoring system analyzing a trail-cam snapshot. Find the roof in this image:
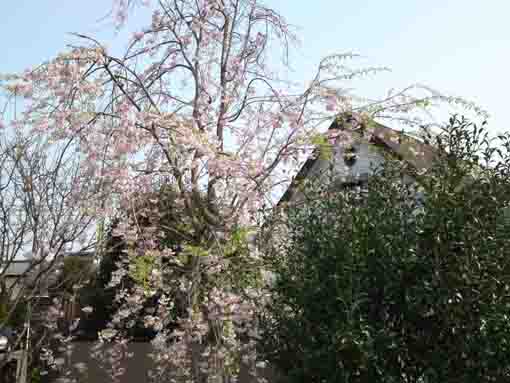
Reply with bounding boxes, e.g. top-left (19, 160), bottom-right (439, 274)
top-left (1, 251), bottom-right (94, 278)
top-left (62, 251), bottom-right (95, 258)
top-left (0, 260), bottom-right (31, 277)
top-left (279, 113), bottom-right (436, 204)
